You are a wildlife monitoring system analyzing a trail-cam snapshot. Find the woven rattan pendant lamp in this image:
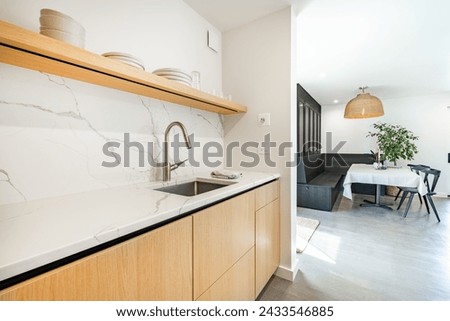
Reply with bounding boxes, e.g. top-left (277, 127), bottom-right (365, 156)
top-left (344, 86), bottom-right (384, 118)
